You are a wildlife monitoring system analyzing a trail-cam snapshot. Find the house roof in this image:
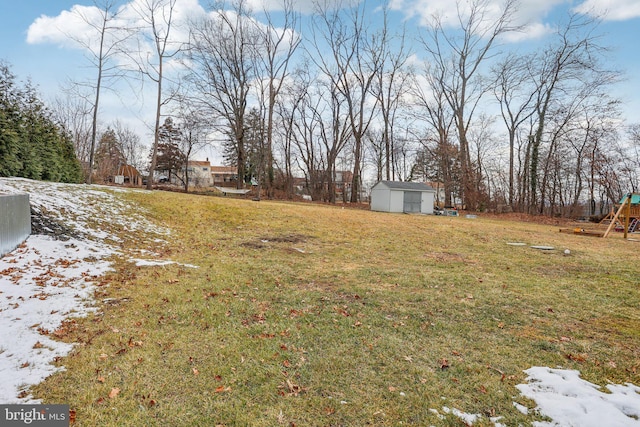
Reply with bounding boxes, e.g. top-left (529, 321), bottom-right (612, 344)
top-left (188, 160), bottom-right (211, 167)
top-left (211, 166), bottom-right (237, 174)
top-left (375, 181), bottom-right (435, 192)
